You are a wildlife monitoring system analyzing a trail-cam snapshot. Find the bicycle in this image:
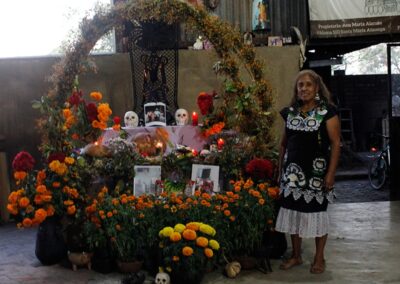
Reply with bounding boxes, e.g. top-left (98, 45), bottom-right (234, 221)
top-left (368, 135), bottom-right (390, 190)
